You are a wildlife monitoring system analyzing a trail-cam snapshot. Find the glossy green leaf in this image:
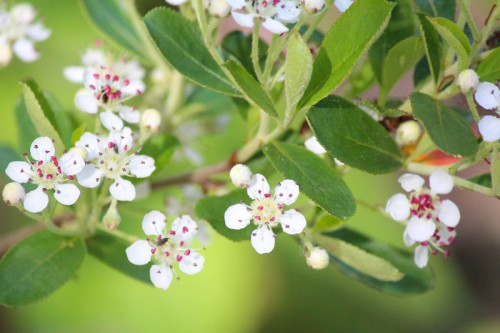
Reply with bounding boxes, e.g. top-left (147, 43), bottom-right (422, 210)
top-left (476, 47), bottom-right (500, 82)
top-left (81, 0), bottom-right (146, 59)
top-left (467, 173), bottom-right (492, 188)
top-left (20, 79), bottom-right (65, 152)
top-left (86, 230), bottom-right (149, 284)
top-left (285, 32), bottom-right (313, 113)
top-left (225, 60), bottom-right (277, 117)
top-left (144, 8), bottom-right (238, 96)
top-left (415, 0), bottom-right (456, 20)
top-left (411, 92), bottom-right (478, 157)
top-left (299, 0), bottom-right (395, 108)
top-left (380, 37), bottom-right (424, 105)
top-left (221, 31), bottom-right (267, 79)
top-left (417, 14), bottom-right (442, 84)
top-left (343, 61), bottom-right (377, 99)
top-left (307, 96), bottom-right (403, 174)
top-left (263, 141), bottom-right (356, 220)
top-left (0, 230), bottom-right (86, 307)
top-left (195, 189), bottom-right (252, 242)
top-left (140, 134), bottom-right (179, 176)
